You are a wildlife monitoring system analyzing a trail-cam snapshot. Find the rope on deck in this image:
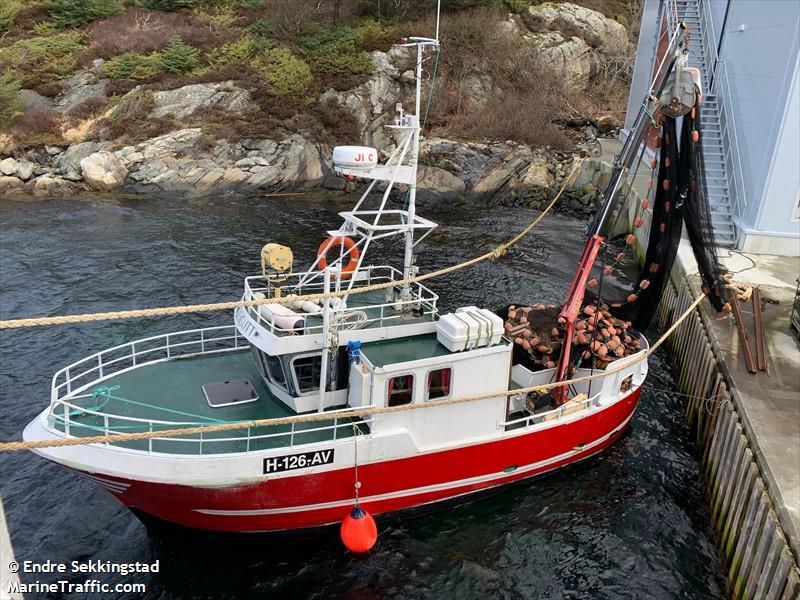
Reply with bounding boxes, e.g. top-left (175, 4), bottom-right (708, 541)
top-left (0, 293), bottom-right (705, 452)
top-left (0, 160), bottom-right (582, 330)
